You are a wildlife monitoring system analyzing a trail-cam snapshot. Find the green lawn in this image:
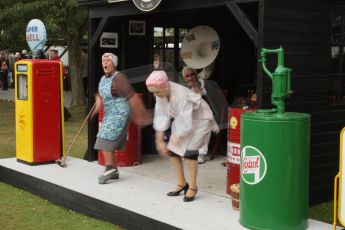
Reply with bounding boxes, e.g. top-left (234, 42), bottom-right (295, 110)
top-left (0, 100), bottom-right (339, 228)
top-left (0, 101), bottom-right (121, 229)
